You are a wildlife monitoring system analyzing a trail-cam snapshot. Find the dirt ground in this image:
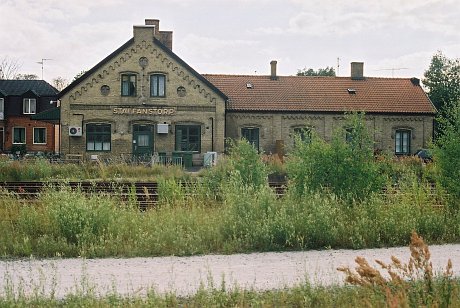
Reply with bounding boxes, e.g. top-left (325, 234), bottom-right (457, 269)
top-left (1, 244), bottom-right (459, 299)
